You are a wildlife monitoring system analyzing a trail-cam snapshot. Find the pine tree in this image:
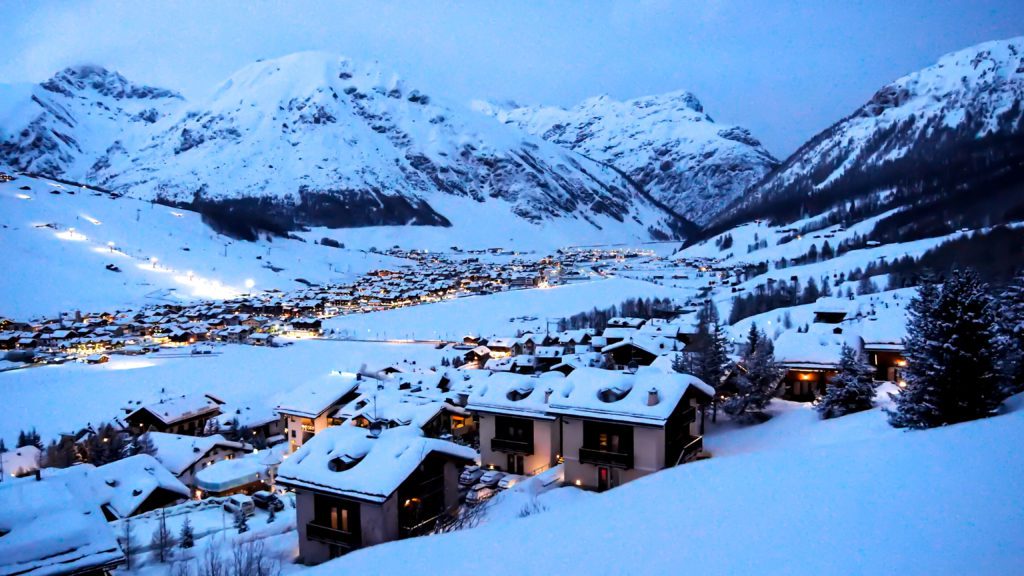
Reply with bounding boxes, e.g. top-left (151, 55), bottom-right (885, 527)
top-left (722, 324), bottom-right (780, 422)
top-left (120, 518), bottom-right (137, 570)
top-left (816, 344), bottom-right (879, 419)
top-left (0, 438), bottom-right (7, 454)
top-left (179, 515), bottom-right (195, 549)
top-left (888, 269), bottom-right (1005, 429)
top-left (997, 269), bottom-right (1024, 394)
top-left (129, 432), bottom-right (158, 457)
